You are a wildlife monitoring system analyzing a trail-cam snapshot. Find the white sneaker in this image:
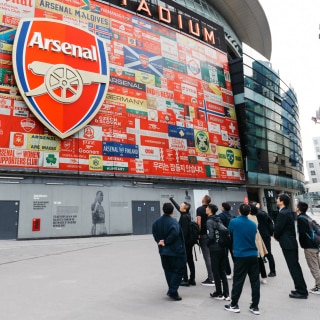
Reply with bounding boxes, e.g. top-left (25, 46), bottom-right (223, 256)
top-left (261, 278), bottom-right (267, 284)
top-left (249, 306), bottom-right (260, 315)
top-left (224, 296), bottom-right (231, 301)
top-left (224, 304), bottom-right (240, 313)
